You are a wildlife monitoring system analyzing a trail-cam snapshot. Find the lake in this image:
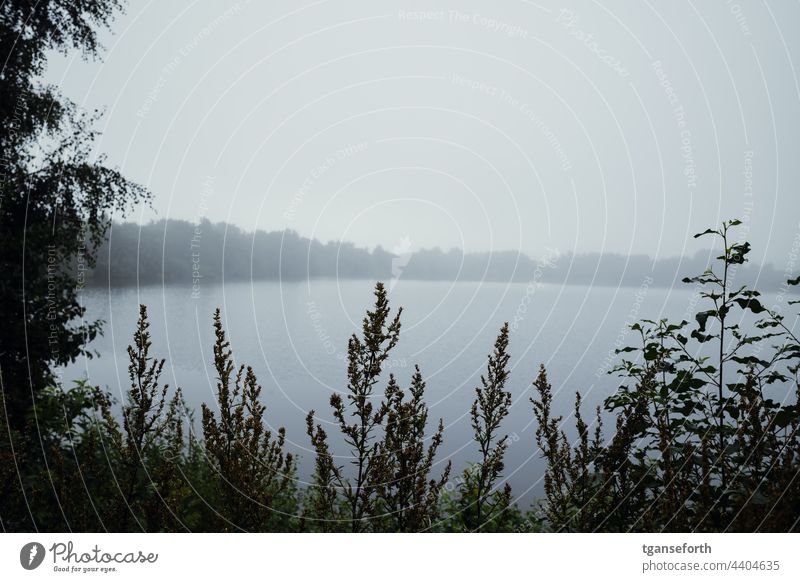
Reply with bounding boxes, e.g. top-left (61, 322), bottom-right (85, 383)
top-left (62, 278), bottom-right (773, 506)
